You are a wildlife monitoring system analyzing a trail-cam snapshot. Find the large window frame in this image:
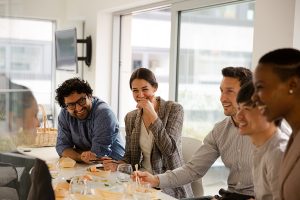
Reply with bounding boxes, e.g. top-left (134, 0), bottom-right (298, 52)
top-left (111, 0), bottom-right (254, 124)
top-left (0, 17), bottom-right (56, 126)
top-left (111, 0), bottom-right (254, 195)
